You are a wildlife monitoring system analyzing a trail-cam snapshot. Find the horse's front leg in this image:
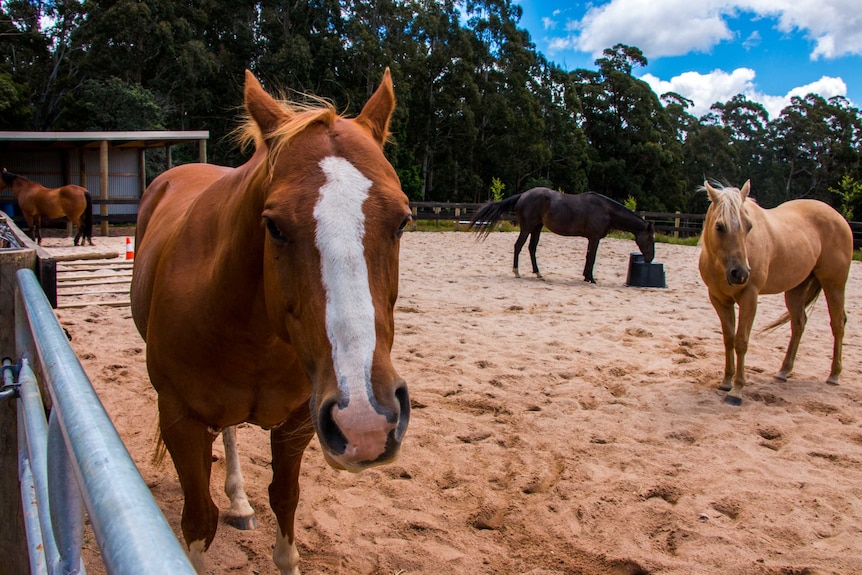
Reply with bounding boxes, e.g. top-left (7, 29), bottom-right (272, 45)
top-left (269, 404), bottom-right (315, 575)
top-left (157, 393), bottom-right (220, 573)
top-left (708, 292), bottom-right (736, 393)
top-left (726, 290), bottom-right (758, 405)
top-left (583, 237), bottom-right (600, 283)
top-left (222, 426), bottom-right (257, 529)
